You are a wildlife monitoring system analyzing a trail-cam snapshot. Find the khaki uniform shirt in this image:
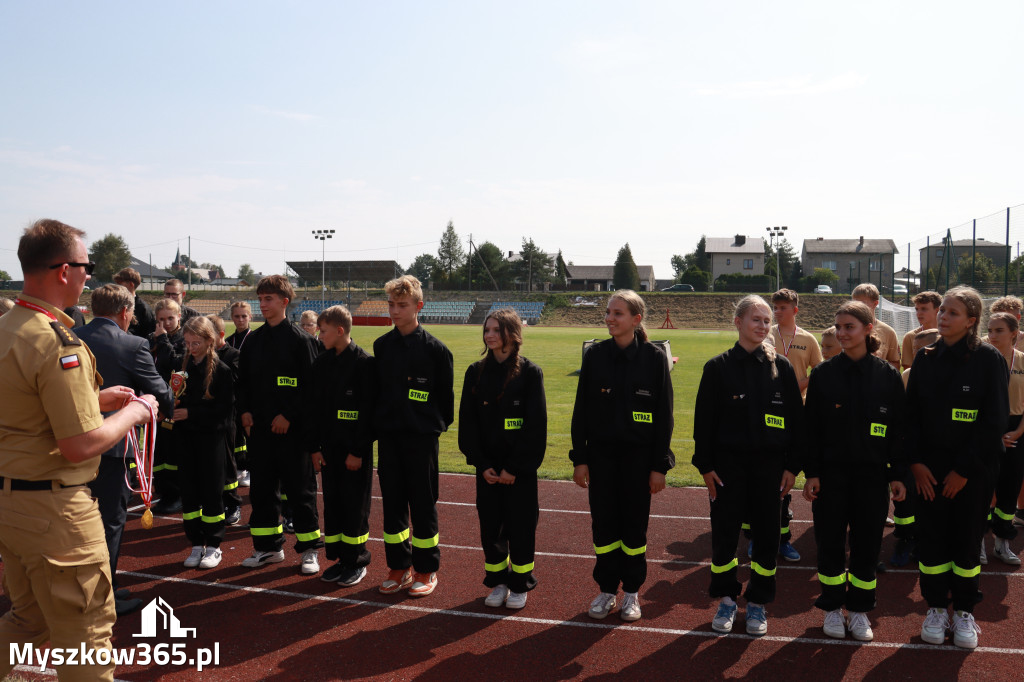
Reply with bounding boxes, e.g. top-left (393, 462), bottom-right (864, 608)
top-left (873, 319), bottom-right (901, 368)
top-left (770, 325), bottom-right (823, 398)
top-left (1007, 349), bottom-right (1024, 417)
top-left (901, 326), bottom-right (922, 370)
top-left (0, 294), bottom-right (103, 485)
